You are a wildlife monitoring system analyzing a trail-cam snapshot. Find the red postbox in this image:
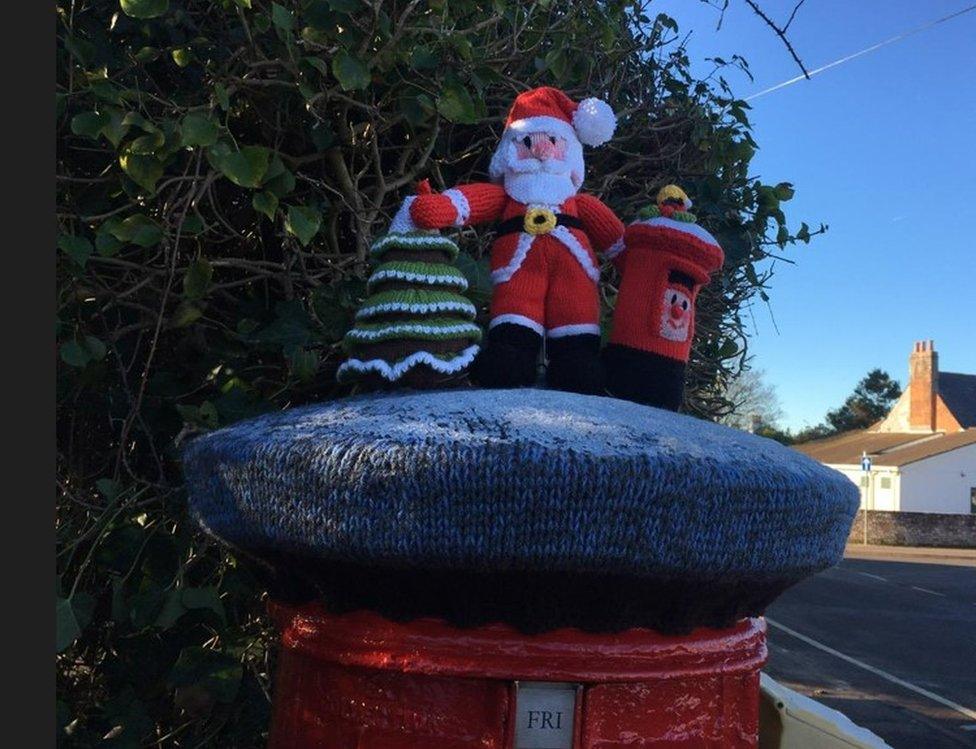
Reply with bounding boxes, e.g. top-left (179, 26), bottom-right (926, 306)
top-left (267, 602), bottom-right (767, 749)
